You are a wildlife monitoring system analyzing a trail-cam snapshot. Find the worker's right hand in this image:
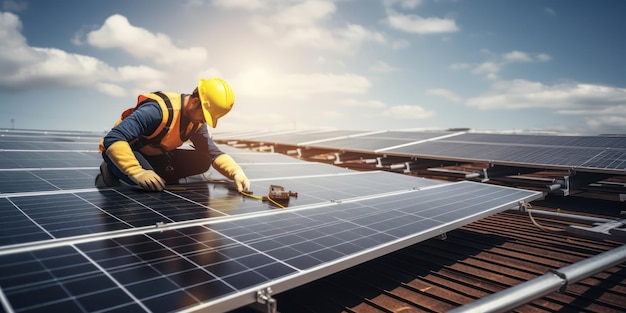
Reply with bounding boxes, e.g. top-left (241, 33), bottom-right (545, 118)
top-left (213, 154), bottom-right (250, 192)
top-left (234, 172), bottom-right (250, 192)
top-left (130, 170), bottom-right (165, 191)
